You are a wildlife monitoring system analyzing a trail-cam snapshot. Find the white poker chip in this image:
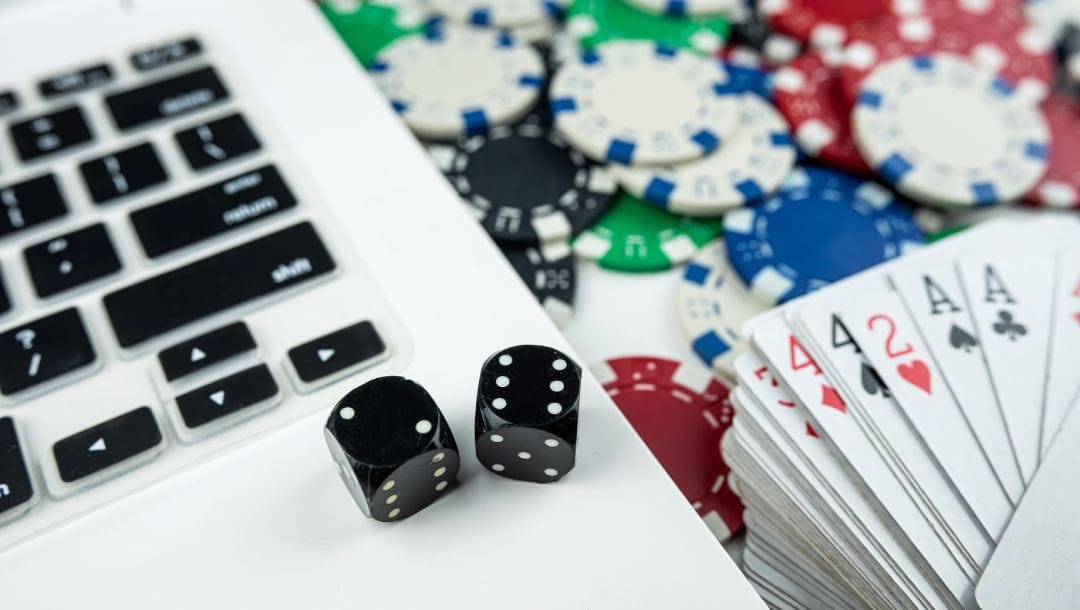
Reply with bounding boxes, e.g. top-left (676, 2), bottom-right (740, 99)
top-left (427, 0), bottom-right (566, 28)
top-left (852, 53), bottom-right (1051, 207)
top-left (622, 0), bottom-right (743, 18)
top-left (371, 26), bottom-right (545, 139)
top-left (676, 240), bottom-right (768, 380)
top-left (1024, 0), bottom-right (1080, 36)
top-left (550, 40), bottom-right (742, 165)
top-left (613, 94), bottom-right (797, 215)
